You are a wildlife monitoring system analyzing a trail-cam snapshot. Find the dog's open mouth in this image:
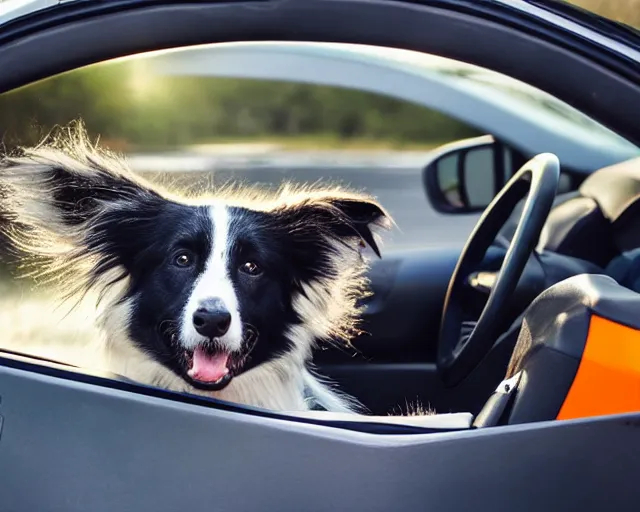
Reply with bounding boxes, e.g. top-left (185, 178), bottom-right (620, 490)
top-left (182, 345), bottom-right (235, 391)
top-left (186, 346), bottom-right (232, 389)
top-left (180, 331), bottom-right (258, 391)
